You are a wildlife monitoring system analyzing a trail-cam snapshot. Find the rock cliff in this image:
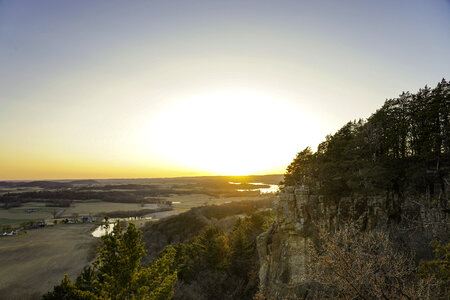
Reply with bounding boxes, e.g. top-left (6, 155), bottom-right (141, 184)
top-left (257, 186), bottom-right (449, 299)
